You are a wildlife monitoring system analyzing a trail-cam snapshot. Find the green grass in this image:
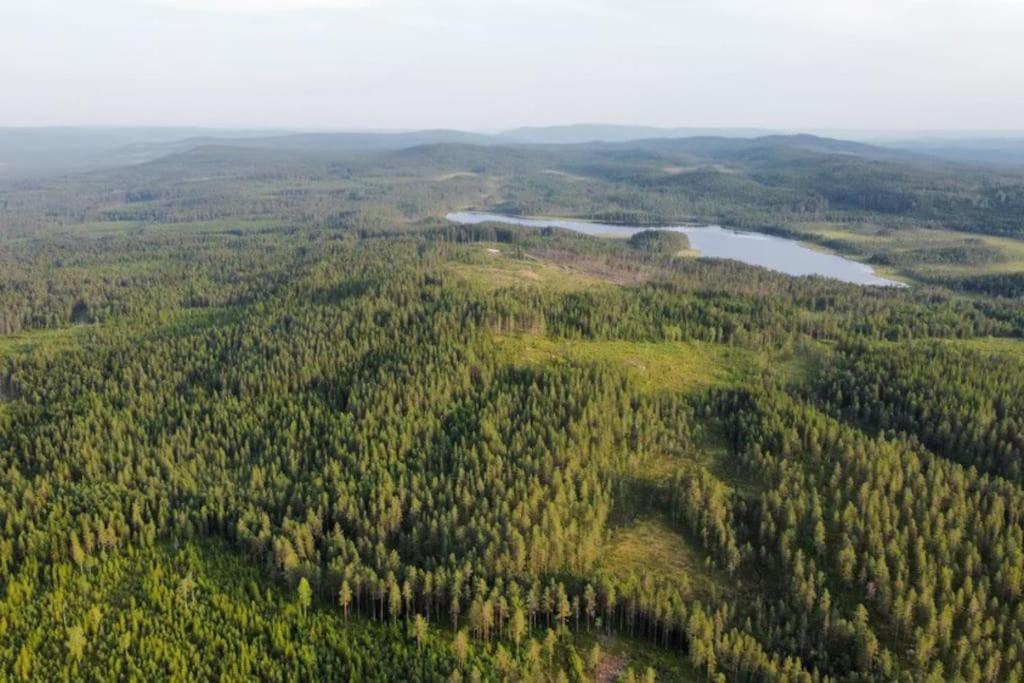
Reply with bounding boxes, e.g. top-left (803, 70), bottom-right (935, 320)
top-left (496, 329), bottom-right (829, 398)
top-left (496, 334), bottom-right (760, 395)
top-left (791, 221), bottom-right (1024, 281)
top-left (68, 220), bottom-right (149, 237)
top-left (449, 246), bottom-right (615, 292)
top-left (630, 451), bottom-right (692, 486)
top-left (601, 516), bottom-right (726, 604)
top-left (434, 171), bottom-right (478, 181)
top-left (945, 335), bottom-right (1024, 359)
top-left (144, 305), bottom-right (243, 339)
top-left (773, 340), bottom-right (830, 387)
top-left (694, 425), bottom-right (762, 499)
top-left (863, 335), bottom-right (1024, 364)
top-left (0, 325), bottom-right (87, 361)
top-left (69, 217), bottom-right (281, 239)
